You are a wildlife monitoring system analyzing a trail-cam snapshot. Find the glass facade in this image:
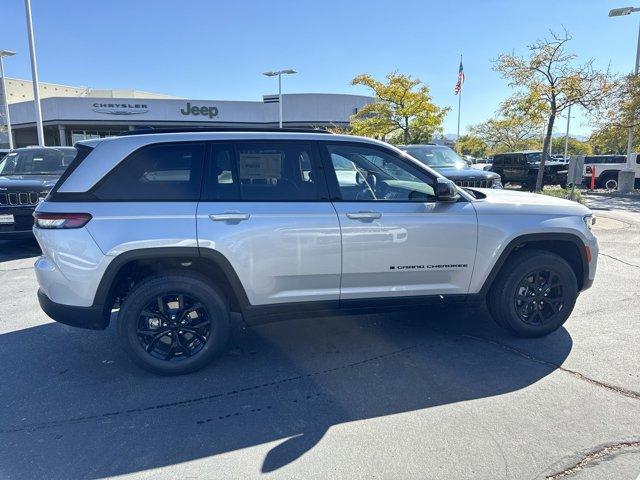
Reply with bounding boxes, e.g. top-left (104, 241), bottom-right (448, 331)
top-left (70, 129), bottom-right (121, 144)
